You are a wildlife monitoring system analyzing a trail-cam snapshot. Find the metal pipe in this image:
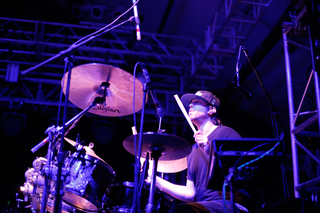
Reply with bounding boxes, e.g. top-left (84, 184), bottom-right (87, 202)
top-left (283, 29), bottom-right (300, 198)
